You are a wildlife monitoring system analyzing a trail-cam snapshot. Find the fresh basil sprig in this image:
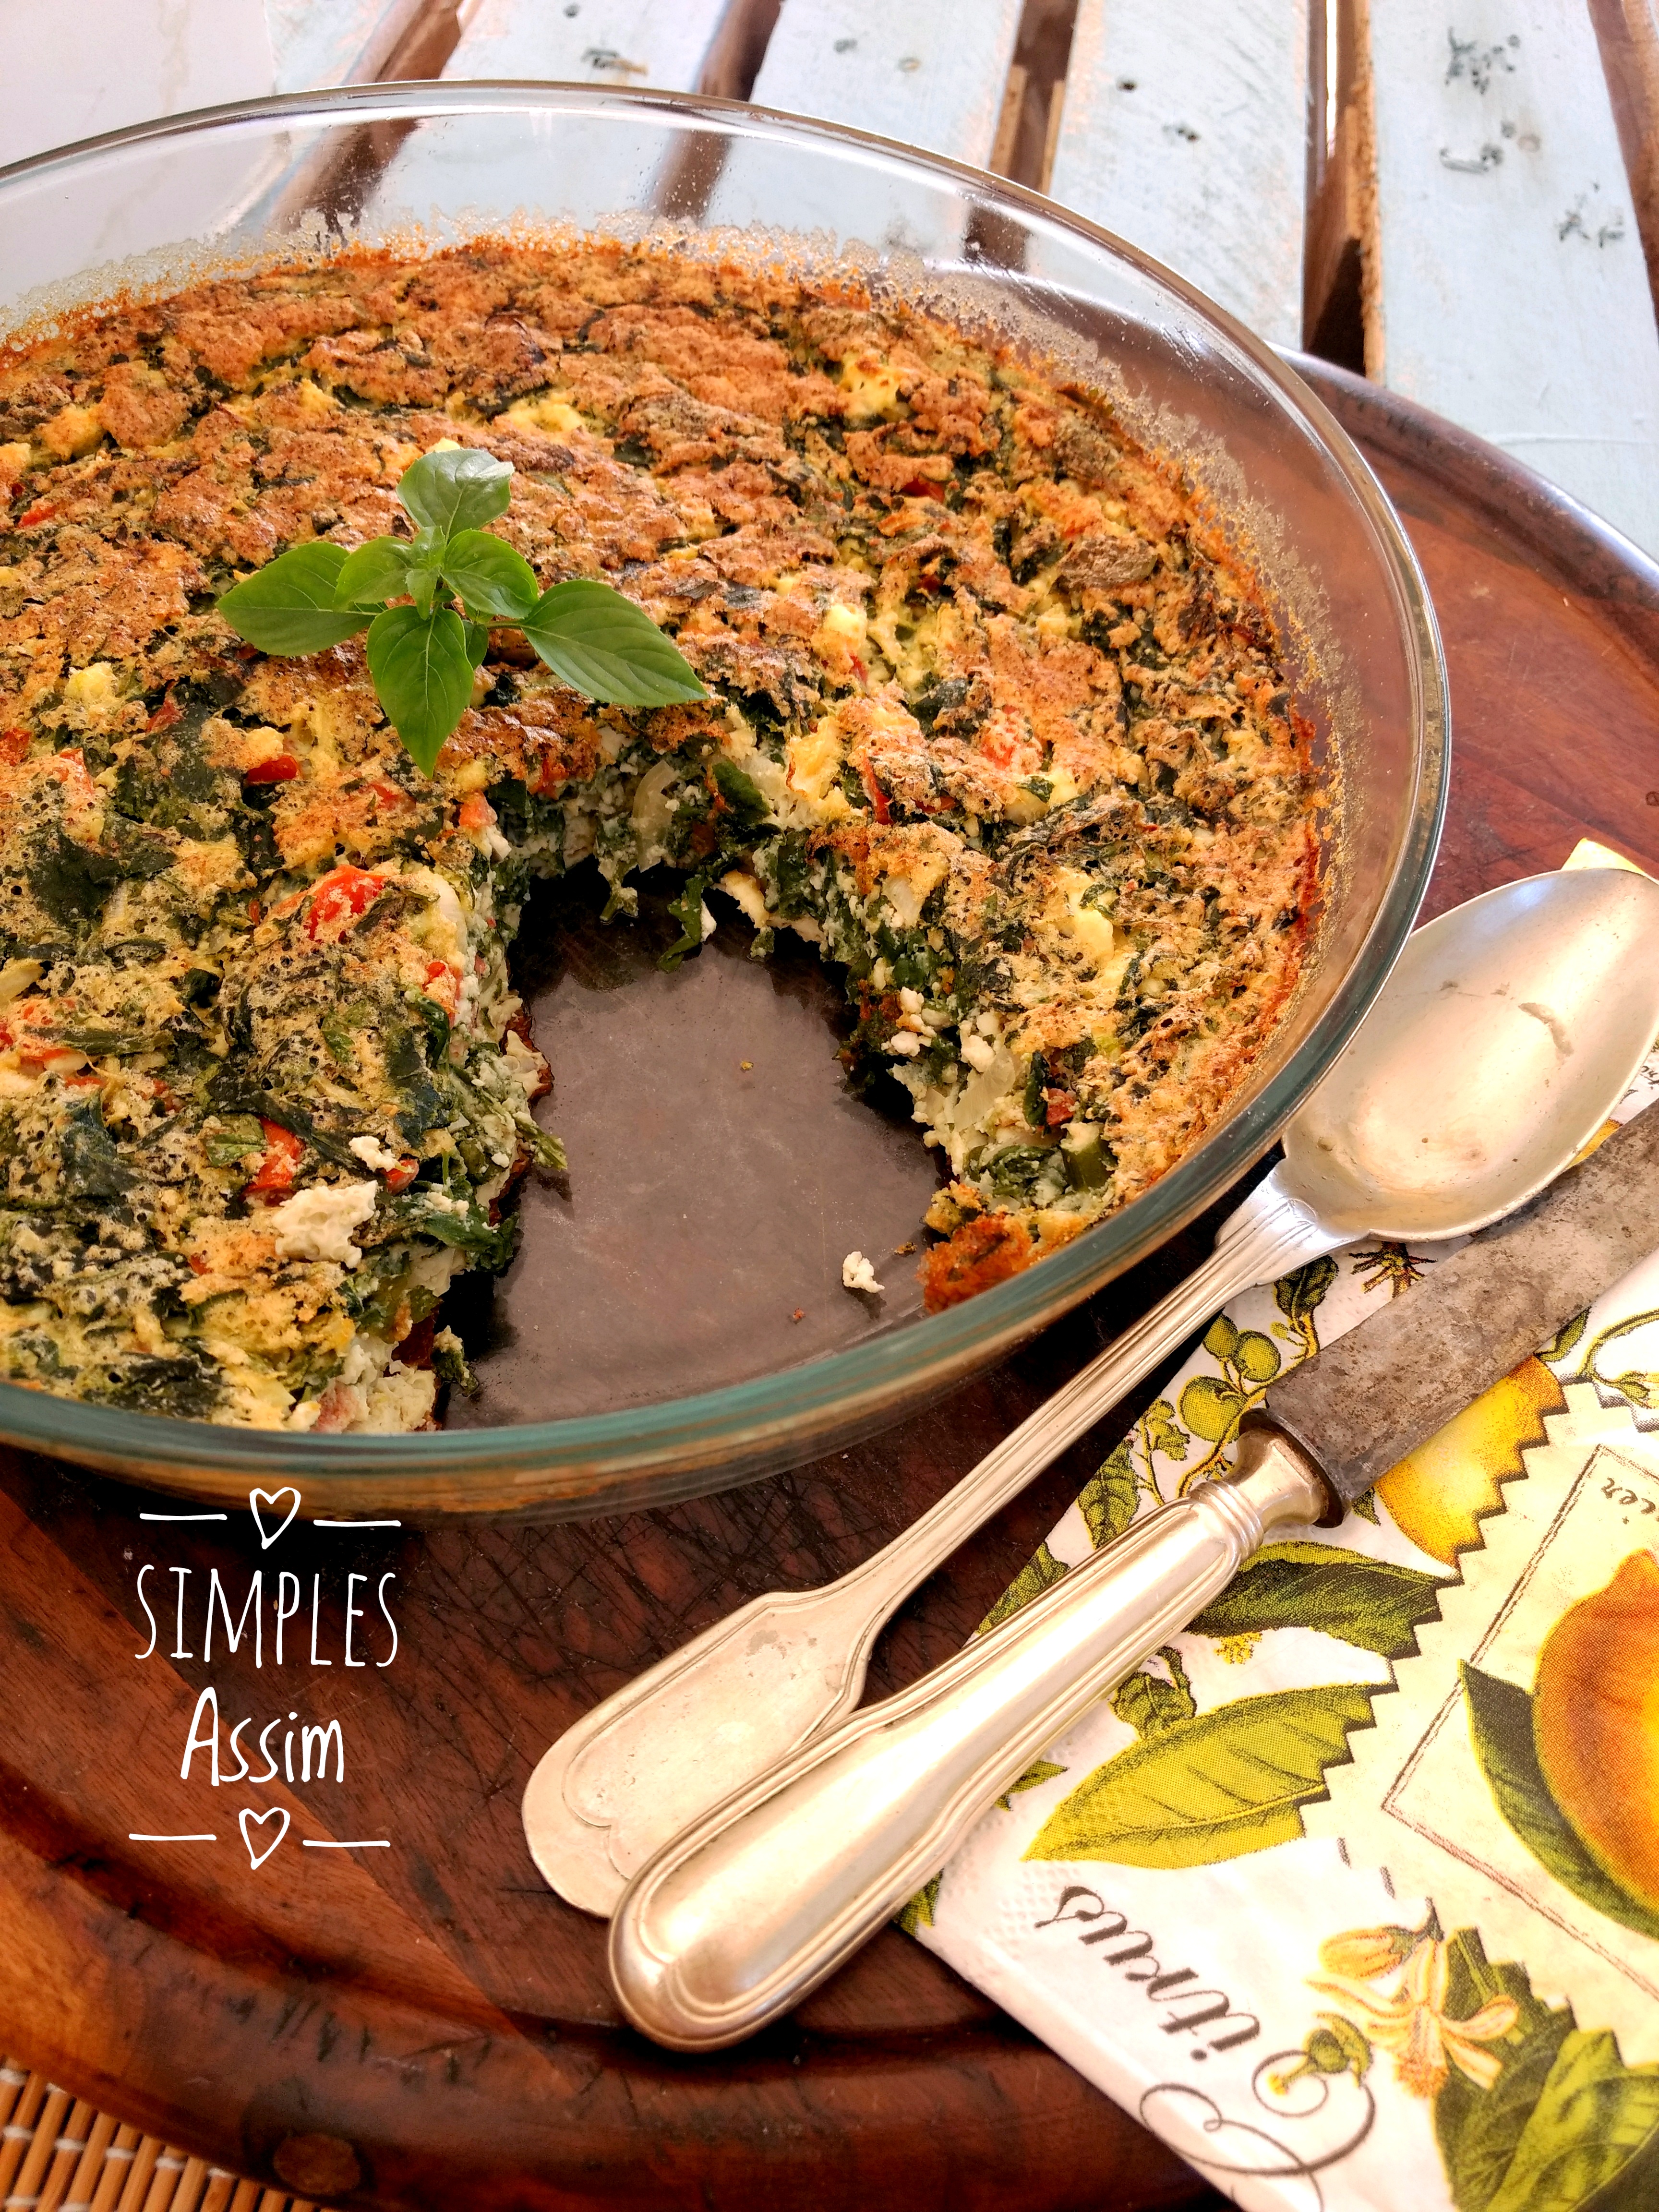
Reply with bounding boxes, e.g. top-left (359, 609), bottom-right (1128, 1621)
top-left (217, 446), bottom-right (707, 774)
